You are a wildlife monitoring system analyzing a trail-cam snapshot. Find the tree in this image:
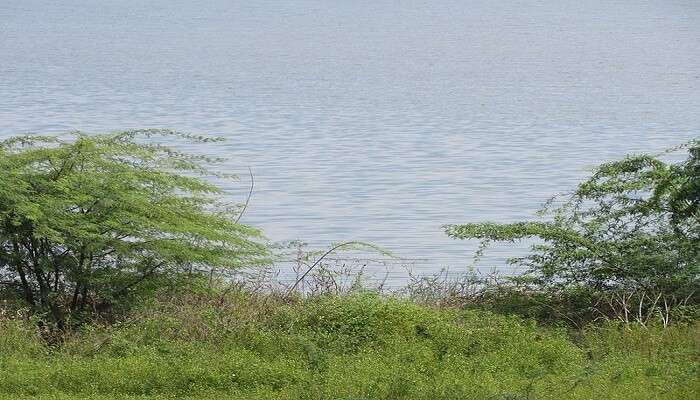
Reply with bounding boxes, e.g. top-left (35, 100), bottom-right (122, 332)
top-left (0, 130), bottom-right (268, 329)
top-left (445, 139), bottom-right (699, 308)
